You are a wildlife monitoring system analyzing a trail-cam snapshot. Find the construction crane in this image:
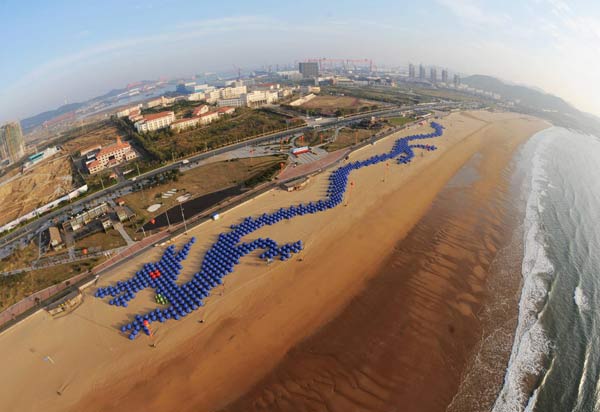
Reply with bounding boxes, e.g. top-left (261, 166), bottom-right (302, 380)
top-left (307, 58), bottom-right (374, 73)
top-left (345, 59), bottom-right (374, 72)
